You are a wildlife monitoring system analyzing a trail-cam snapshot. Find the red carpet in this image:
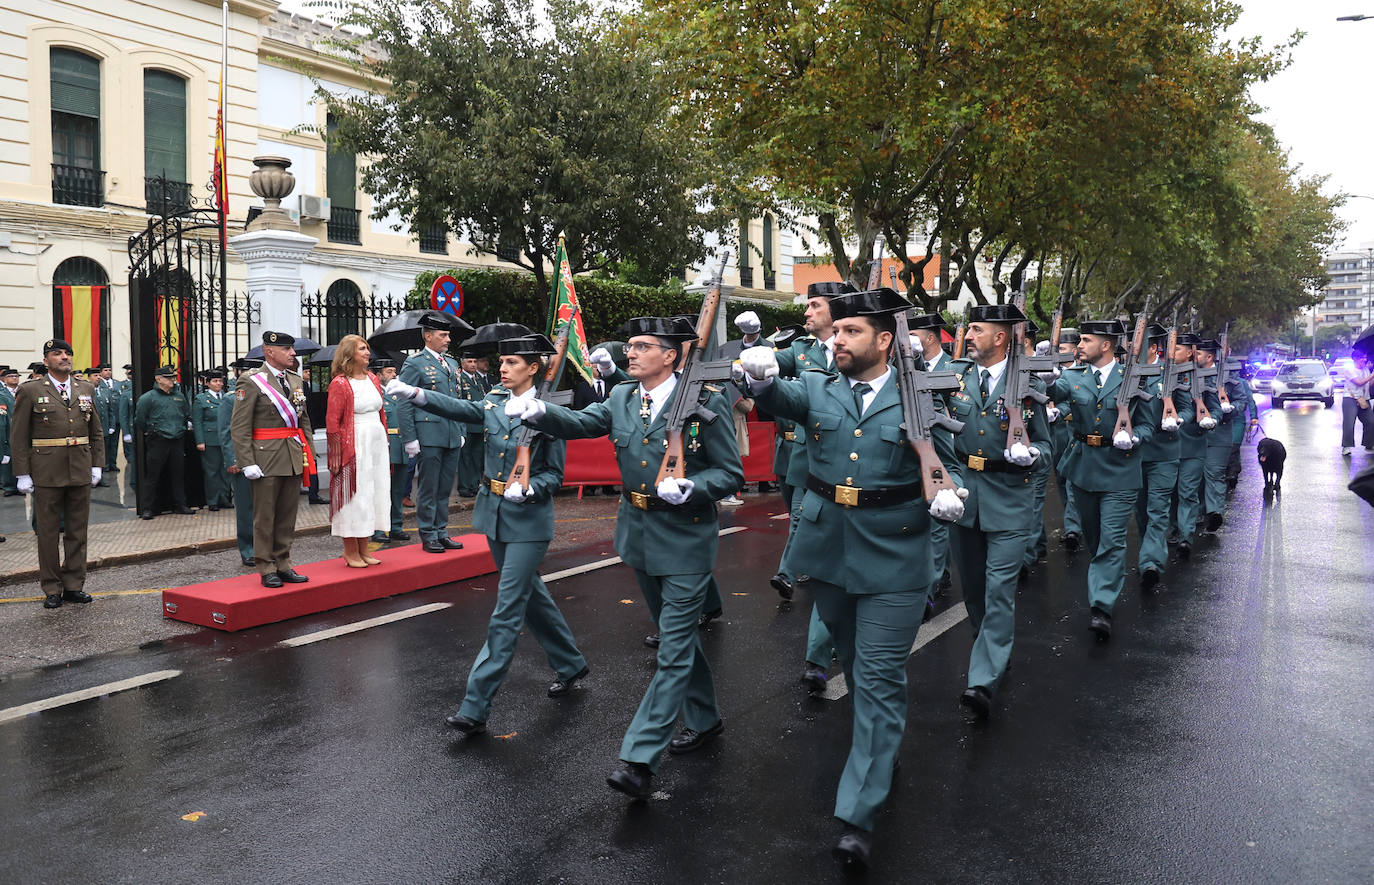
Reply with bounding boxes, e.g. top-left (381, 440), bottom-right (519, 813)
top-left (162, 535), bottom-right (497, 632)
